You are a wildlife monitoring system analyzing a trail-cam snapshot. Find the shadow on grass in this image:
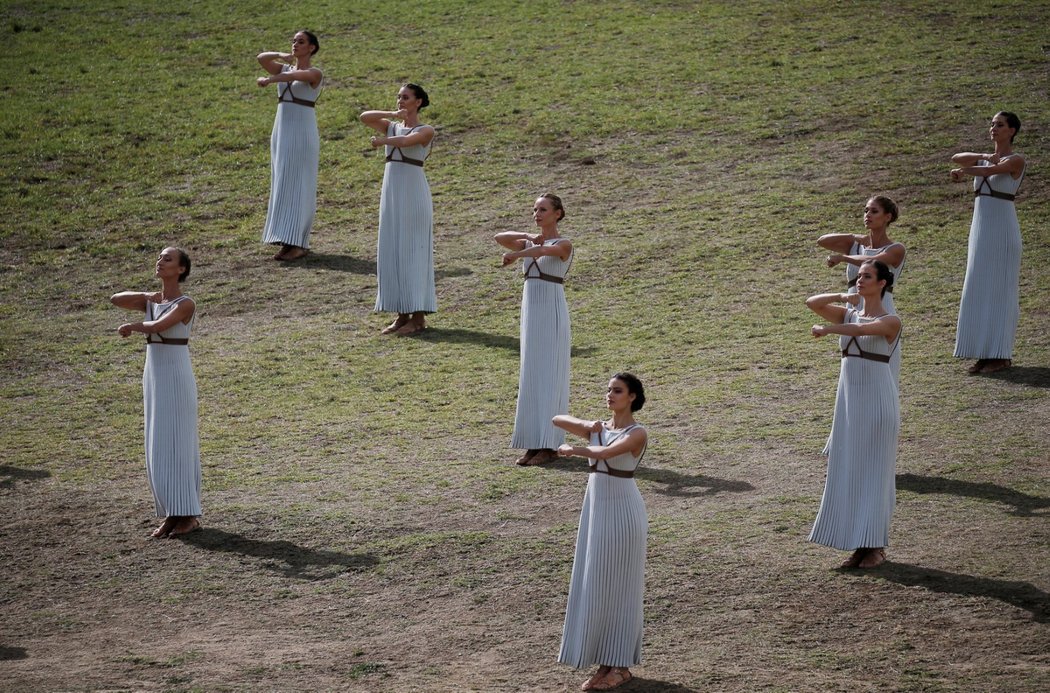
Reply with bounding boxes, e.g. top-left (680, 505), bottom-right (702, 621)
top-left (897, 473), bottom-right (1049, 517)
top-left (0, 646), bottom-right (28, 661)
top-left (183, 528), bottom-right (379, 581)
top-left (288, 252), bottom-right (376, 274)
top-left (410, 327), bottom-right (597, 356)
top-left (0, 465), bottom-right (51, 488)
top-left (640, 468), bottom-right (755, 497)
top-left (872, 562), bottom-right (1050, 623)
top-left (618, 678), bottom-right (697, 692)
top-left (982, 366), bottom-right (1050, 388)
